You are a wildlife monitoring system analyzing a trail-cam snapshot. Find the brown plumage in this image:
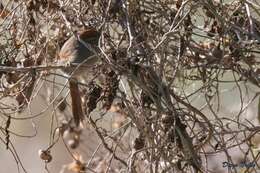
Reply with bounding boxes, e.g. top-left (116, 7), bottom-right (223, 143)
top-left (59, 28), bottom-right (100, 77)
top-left (69, 80), bottom-right (84, 126)
top-left (59, 28), bottom-right (100, 126)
